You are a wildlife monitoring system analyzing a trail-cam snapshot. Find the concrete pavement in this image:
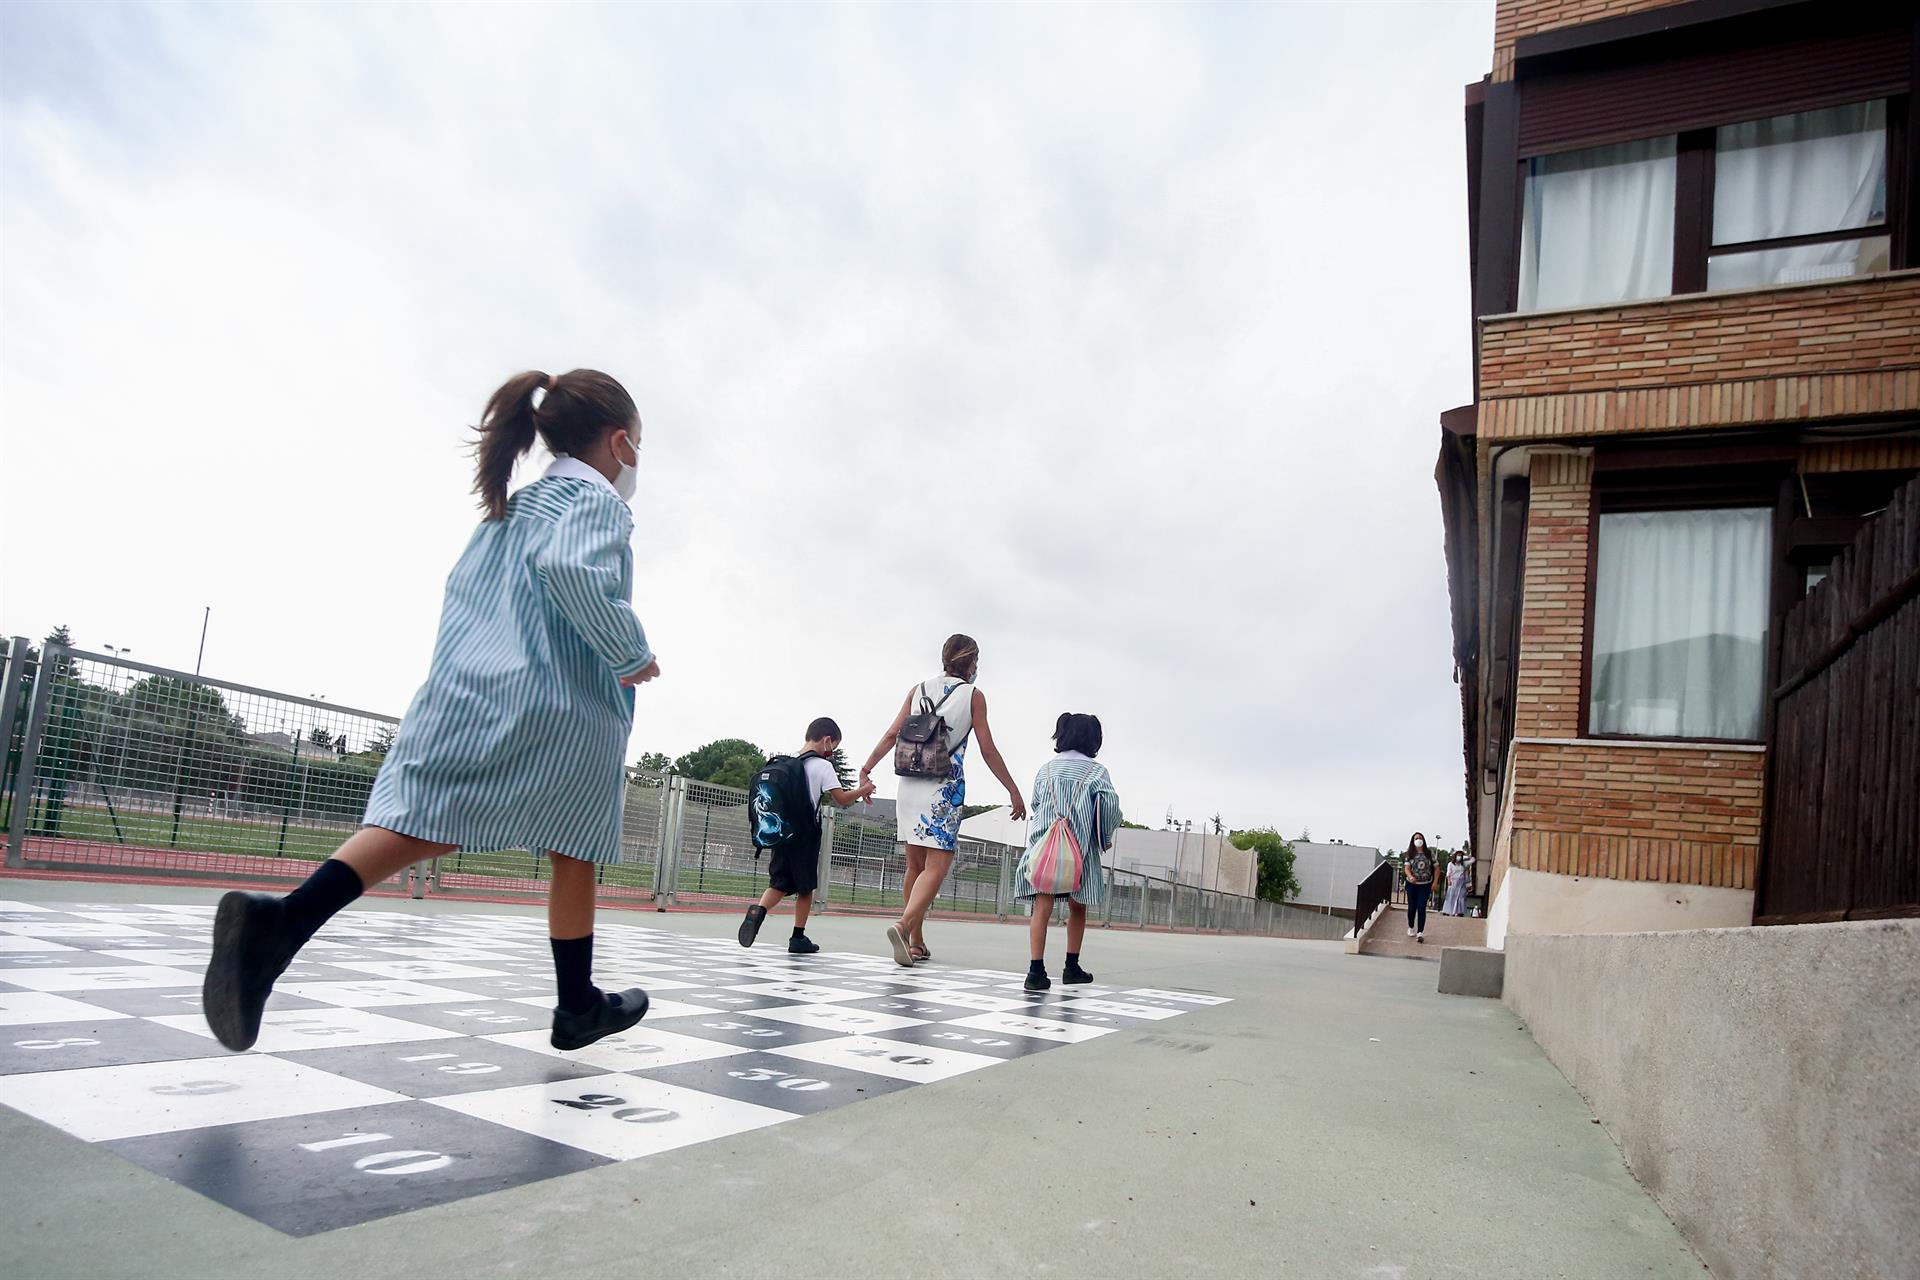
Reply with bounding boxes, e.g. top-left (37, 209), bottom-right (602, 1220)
top-left (0, 878), bottom-right (1702, 1279)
